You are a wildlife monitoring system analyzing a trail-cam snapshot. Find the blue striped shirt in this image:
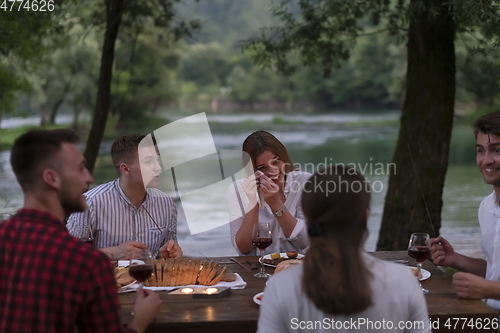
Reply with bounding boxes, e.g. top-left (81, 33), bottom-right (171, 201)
top-left (66, 179), bottom-right (177, 258)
